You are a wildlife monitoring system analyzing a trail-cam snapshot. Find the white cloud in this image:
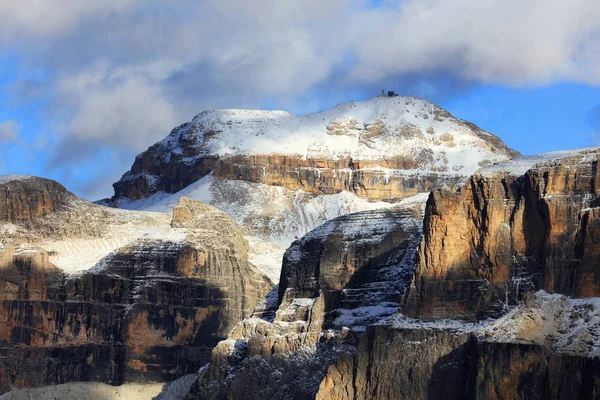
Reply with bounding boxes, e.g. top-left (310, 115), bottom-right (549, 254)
top-left (0, 0), bottom-right (142, 39)
top-left (55, 62), bottom-right (180, 151)
top-left (347, 0), bottom-right (600, 86)
top-left (0, 120), bottom-right (20, 142)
